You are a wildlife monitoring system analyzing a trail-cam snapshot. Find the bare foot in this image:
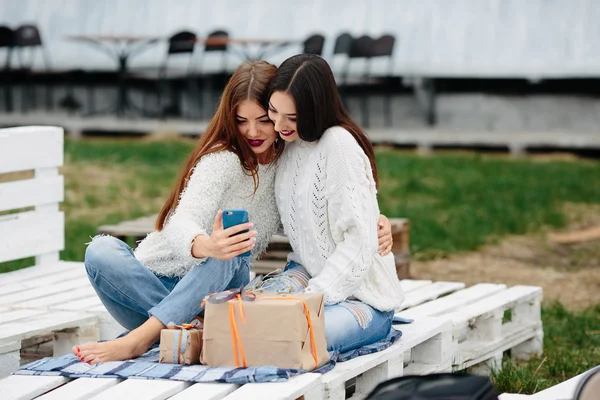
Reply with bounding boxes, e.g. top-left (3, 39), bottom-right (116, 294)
top-left (71, 316), bottom-right (164, 364)
top-left (71, 335), bottom-right (148, 364)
